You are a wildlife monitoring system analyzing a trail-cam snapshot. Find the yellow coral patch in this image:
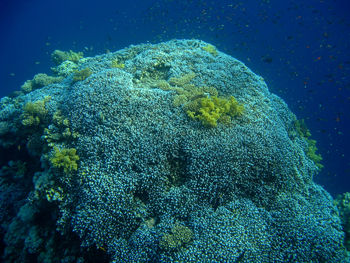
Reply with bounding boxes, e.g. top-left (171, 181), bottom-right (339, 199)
top-left (46, 187), bottom-right (64, 202)
top-left (73, 68), bottom-right (92, 82)
top-left (187, 96), bottom-right (243, 127)
top-left (21, 96), bottom-right (51, 126)
top-left (202, 44), bottom-right (218, 56)
top-left (160, 224), bottom-right (193, 251)
top-left (51, 50), bottom-right (83, 65)
top-left (169, 72), bottom-right (196, 87)
top-left (50, 146), bottom-right (79, 173)
top-left (111, 59), bottom-right (125, 69)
